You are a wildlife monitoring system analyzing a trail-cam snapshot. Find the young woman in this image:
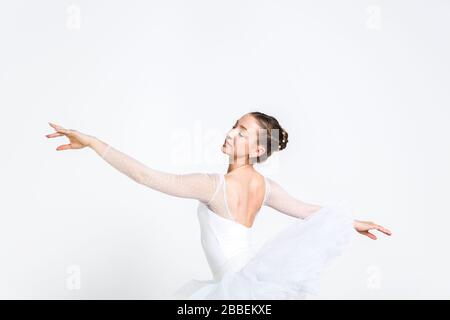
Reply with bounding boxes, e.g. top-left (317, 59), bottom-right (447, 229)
top-left (46, 111), bottom-right (391, 299)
